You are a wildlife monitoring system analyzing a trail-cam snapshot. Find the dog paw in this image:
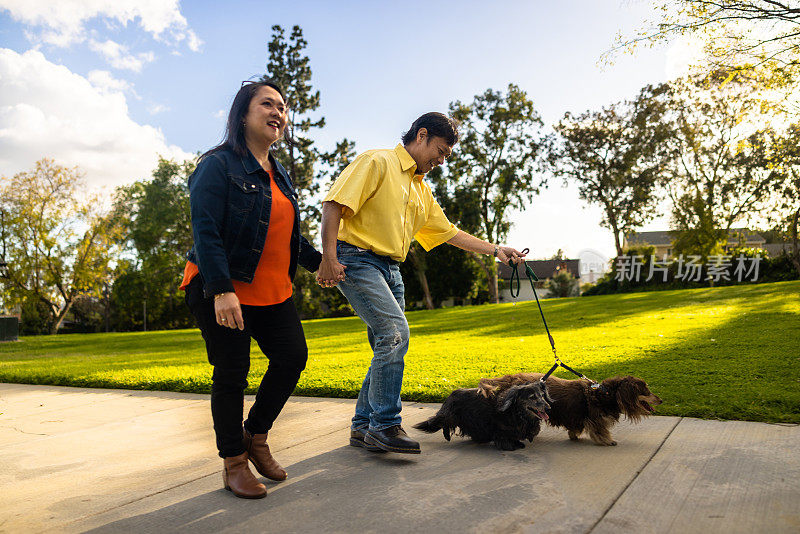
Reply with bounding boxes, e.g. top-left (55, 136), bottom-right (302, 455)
top-left (495, 439), bottom-right (525, 451)
top-left (593, 440), bottom-right (617, 446)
